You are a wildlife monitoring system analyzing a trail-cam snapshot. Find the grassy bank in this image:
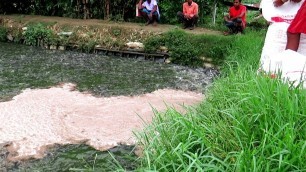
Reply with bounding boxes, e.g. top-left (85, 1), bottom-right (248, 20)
top-left (0, 15), bottom-right (228, 68)
top-left (136, 30), bottom-right (306, 171)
